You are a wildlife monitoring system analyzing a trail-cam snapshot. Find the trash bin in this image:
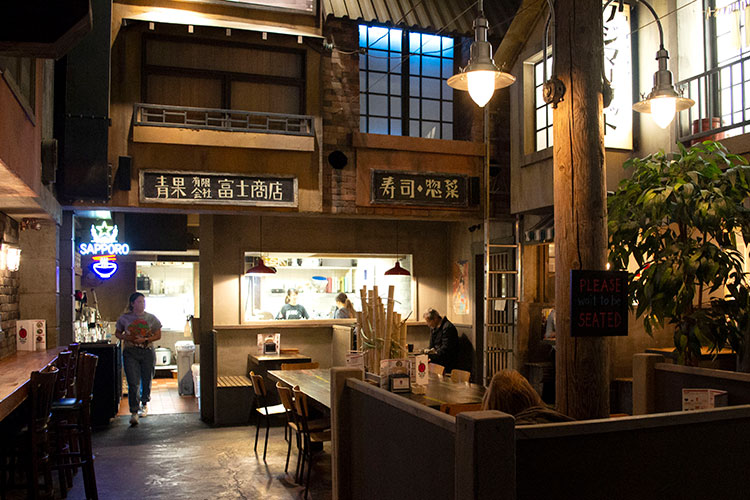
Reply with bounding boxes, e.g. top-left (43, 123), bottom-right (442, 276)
top-left (191, 364), bottom-right (201, 410)
top-left (175, 341), bottom-right (196, 395)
